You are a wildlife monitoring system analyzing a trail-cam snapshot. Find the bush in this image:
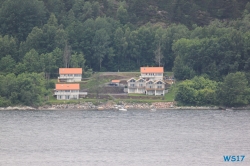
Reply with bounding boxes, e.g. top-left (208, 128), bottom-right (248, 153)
top-left (83, 69), bottom-right (93, 78)
top-left (0, 97), bottom-right (11, 107)
top-left (46, 80), bottom-right (55, 89)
